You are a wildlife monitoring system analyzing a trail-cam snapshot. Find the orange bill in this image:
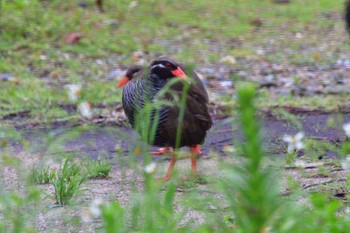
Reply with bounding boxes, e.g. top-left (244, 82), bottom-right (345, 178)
top-left (171, 66), bottom-right (187, 79)
top-left (117, 76), bottom-right (129, 87)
